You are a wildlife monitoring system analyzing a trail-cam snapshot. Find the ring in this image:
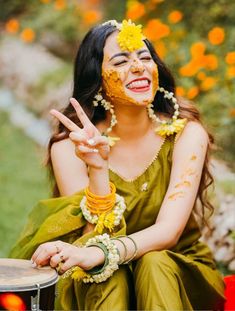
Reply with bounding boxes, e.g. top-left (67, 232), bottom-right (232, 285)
top-left (60, 255), bottom-right (64, 260)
